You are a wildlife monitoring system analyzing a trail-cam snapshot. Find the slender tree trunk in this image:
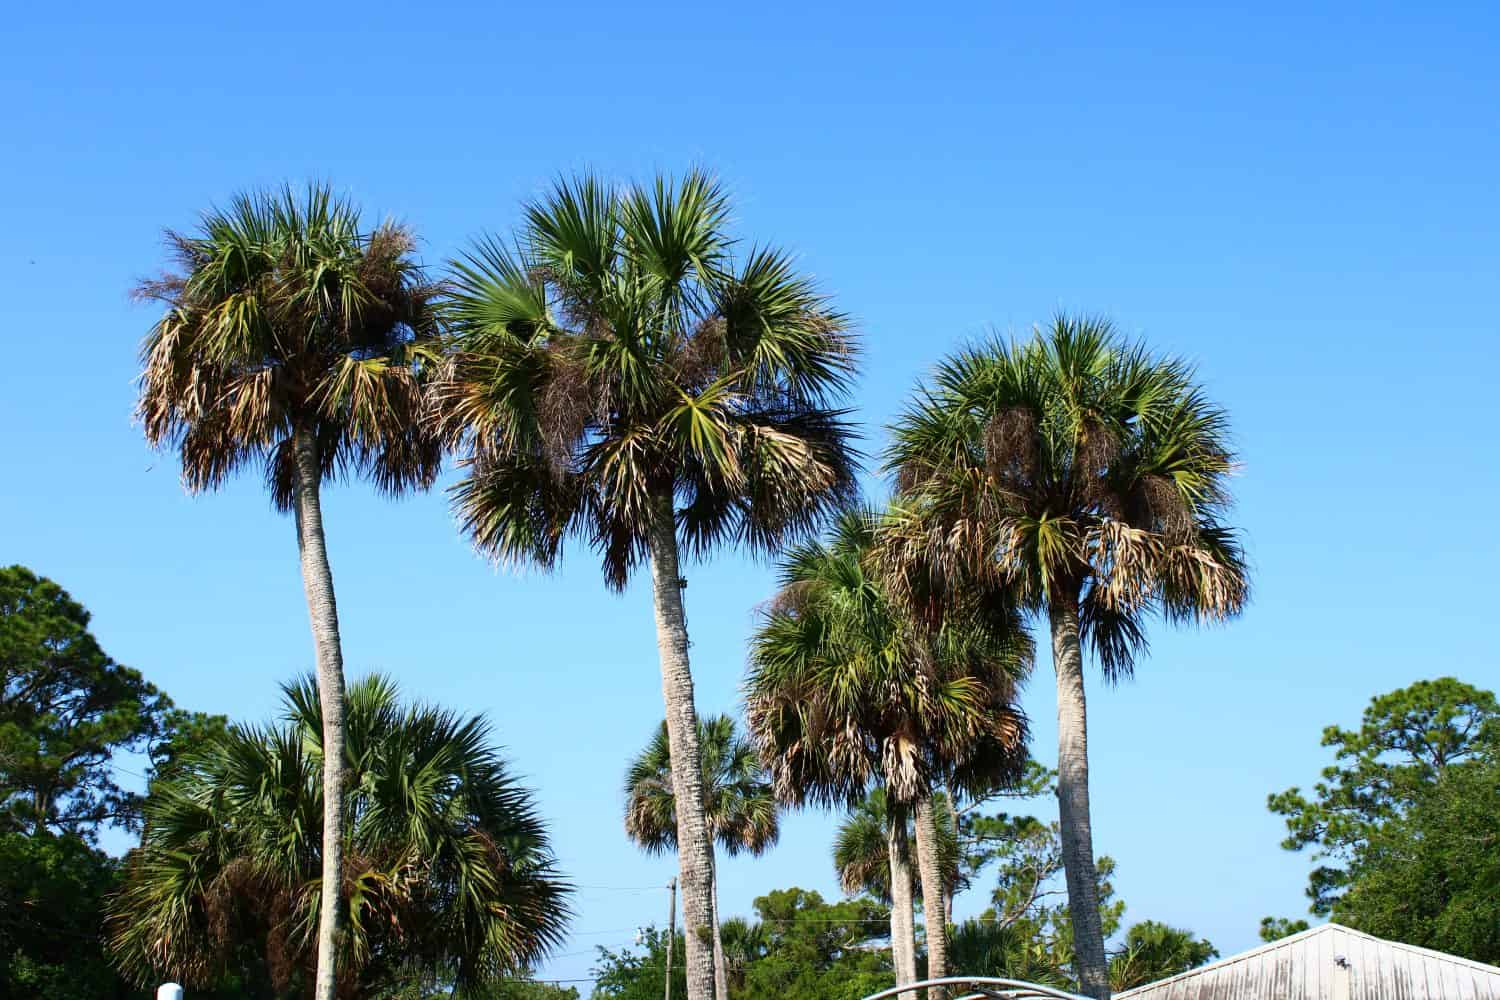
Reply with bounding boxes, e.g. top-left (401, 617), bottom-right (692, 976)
top-left (292, 430), bottom-right (348, 1000)
top-left (665, 877), bottom-right (677, 1000)
top-left (1049, 592), bottom-right (1109, 999)
top-left (645, 494), bottom-right (716, 1000)
top-left (913, 796), bottom-right (950, 999)
top-left (941, 794), bottom-right (957, 927)
top-left (887, 815), bottom-right (918, 999)
top-left (710, 853), bottom-right (729, 999)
